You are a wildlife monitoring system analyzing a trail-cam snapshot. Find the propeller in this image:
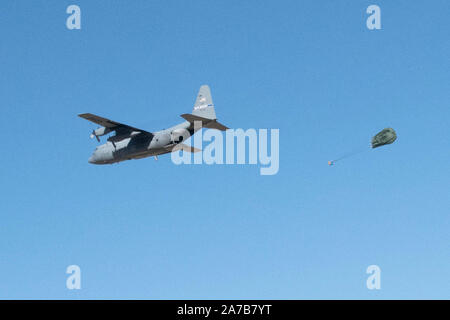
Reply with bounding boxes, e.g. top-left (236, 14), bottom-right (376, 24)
top-left (90, 130), bottom-right (100, 142)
